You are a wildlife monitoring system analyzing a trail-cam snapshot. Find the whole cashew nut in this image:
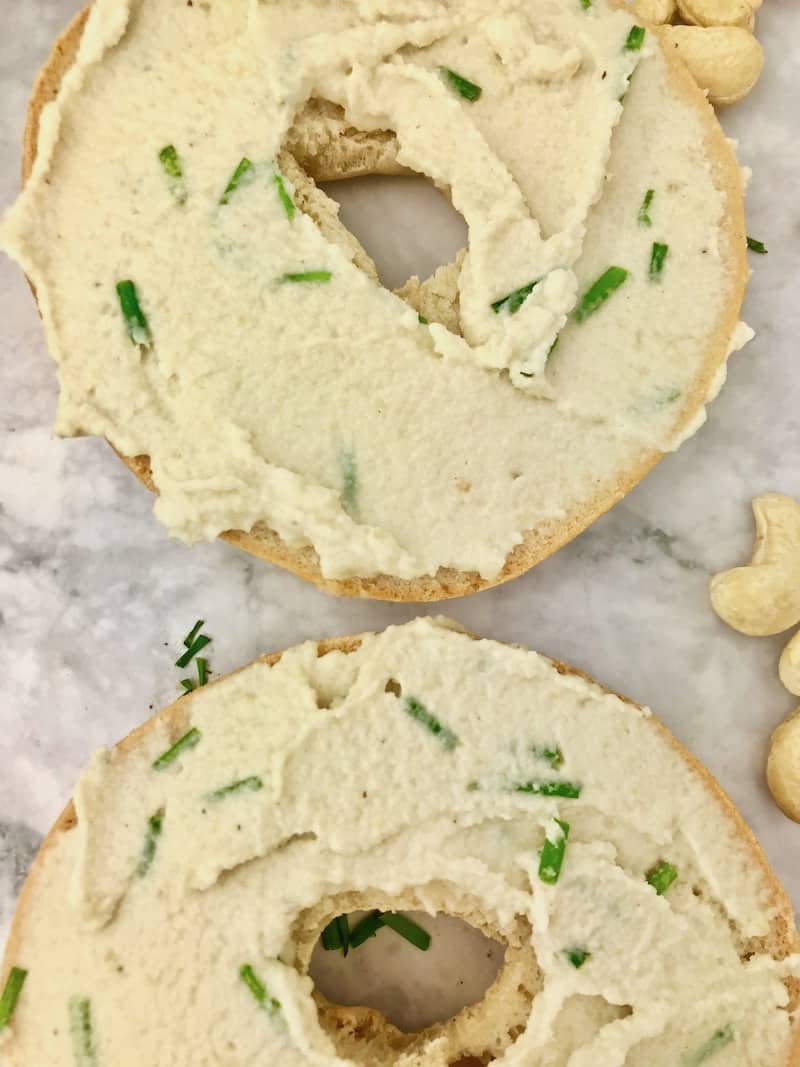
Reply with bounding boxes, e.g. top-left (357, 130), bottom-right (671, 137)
top-left (660, 25), bottom-right (764, 106)
top-left (767, 708), bottom-right (800, 823)
top-left (676, 0), bottom-right (755, 30)
top-left (630, 0), bottom-right (677, 24)
top-left (779, 631), bottom-right (800, 697)
top-left (710, 495), bottom-right (800, 636)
